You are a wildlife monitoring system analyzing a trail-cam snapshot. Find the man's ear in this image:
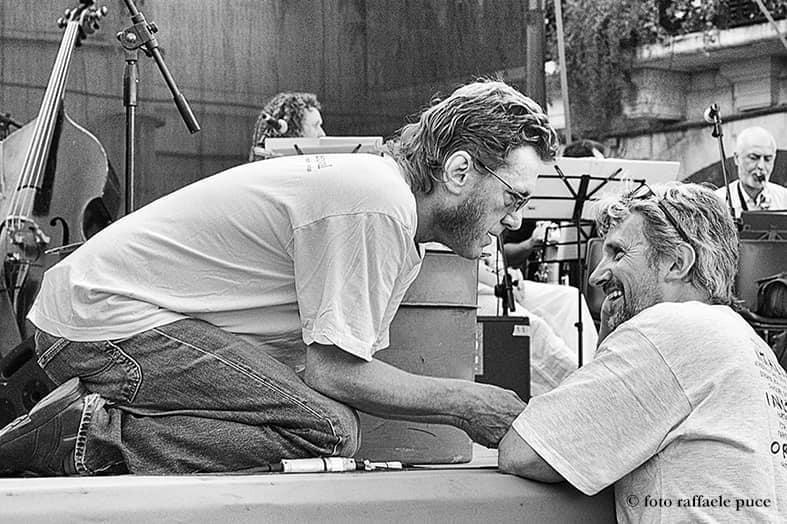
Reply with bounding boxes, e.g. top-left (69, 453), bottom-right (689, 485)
top-left (665, 243), bottom-right (696, 282)
top-left (442, 151), bottom-right (473, 196)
